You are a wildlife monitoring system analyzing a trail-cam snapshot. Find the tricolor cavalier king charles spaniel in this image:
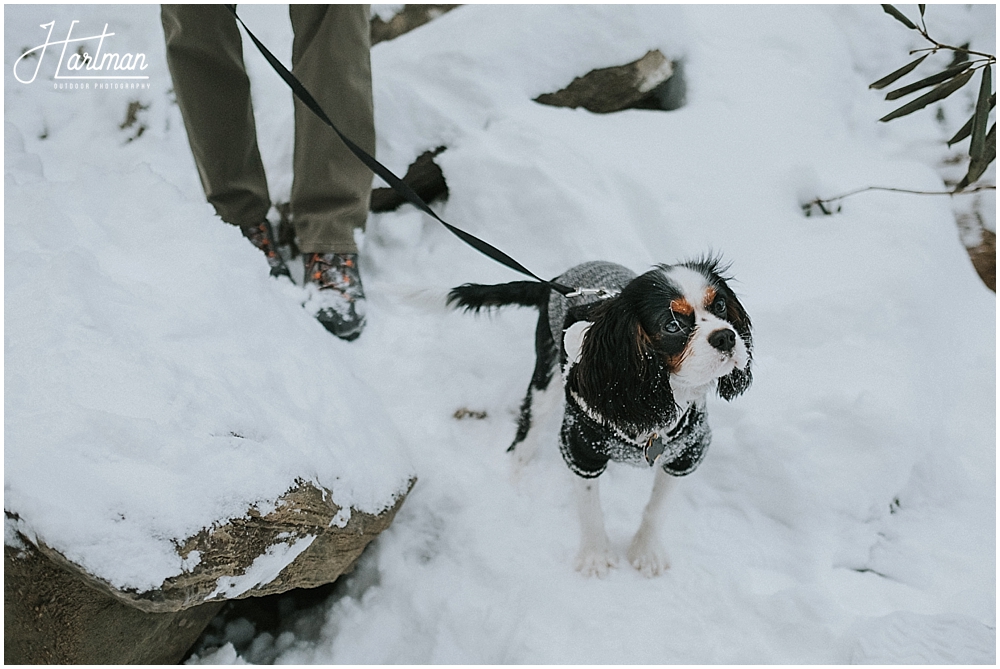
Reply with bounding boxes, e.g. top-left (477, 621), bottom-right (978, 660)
top-left (449, 257), bottom-right (752, 577)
